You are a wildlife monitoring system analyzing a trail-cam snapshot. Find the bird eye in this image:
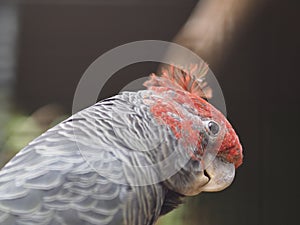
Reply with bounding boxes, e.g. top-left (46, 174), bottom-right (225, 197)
top-left (208, 121), bottom-right (219, 135)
